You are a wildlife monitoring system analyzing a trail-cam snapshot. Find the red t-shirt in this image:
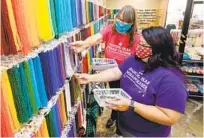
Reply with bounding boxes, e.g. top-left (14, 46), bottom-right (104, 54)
top-left (100, 25), bottom-right (140, 64)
